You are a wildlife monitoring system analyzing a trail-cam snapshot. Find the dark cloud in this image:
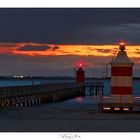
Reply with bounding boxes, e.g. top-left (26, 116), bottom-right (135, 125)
top-left (0, 9), bottom-right (140, 44)
top-left (95, 49), bottom-right (111, 53)
top-left (135, 52), bottom-right (140, 54)
top-left (58, 50), bottom-right (72, 54)
top-left (134, 48), bottom-right (140, 54)
top-left (52, 46), bottom-right (59, 51)
top-left (75, 51), bottom-right (81, 53)
top-left (61, 51), bottom-right (71, 54)
top-left (0, 43), bottom-right (17, 47)
top-left (17, 45), bottom-right (51, 51)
